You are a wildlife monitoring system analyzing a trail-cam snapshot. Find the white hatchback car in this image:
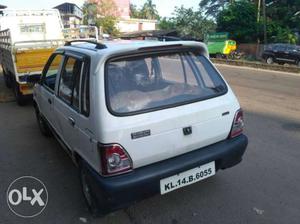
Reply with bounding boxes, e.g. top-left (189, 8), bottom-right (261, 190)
top-left (31, 40), bottom-right (248, 216)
